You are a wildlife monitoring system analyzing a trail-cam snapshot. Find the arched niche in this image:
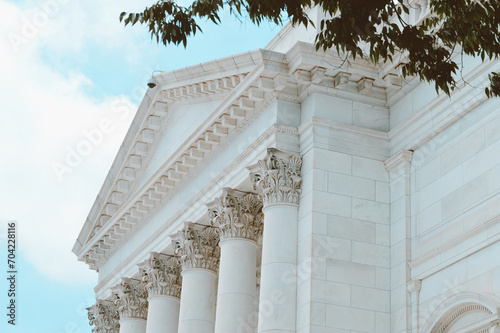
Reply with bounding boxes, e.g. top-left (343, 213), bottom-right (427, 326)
top-left (422, 292), bottom-right (500, 333)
